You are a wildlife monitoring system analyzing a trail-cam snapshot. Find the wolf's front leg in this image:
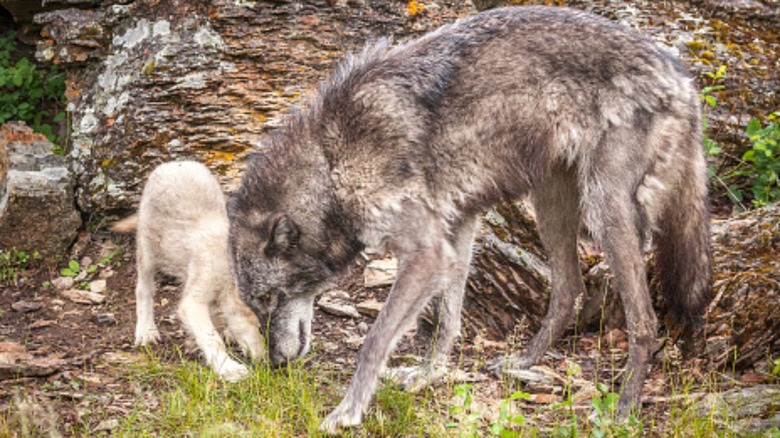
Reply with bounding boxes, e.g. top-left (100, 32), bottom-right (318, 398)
top-left (386, 213), bottom-right (479, 392)
top-left (320, 228), bottom-right (457, 433)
